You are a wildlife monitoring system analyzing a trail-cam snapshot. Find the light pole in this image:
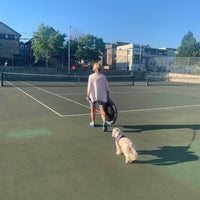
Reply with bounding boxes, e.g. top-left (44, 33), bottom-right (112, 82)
top-left (68, 26), bottom-right (72, 74)
top-left (127, 48), bottom-right (133, 71)
top-left (139, 45), bottom-right (143, 71)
